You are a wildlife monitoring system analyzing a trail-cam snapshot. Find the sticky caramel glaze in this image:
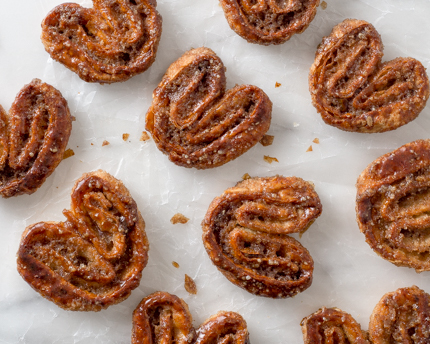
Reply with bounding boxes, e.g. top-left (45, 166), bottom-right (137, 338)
top-left (195, 311), bottom-right (249, 344)
top-left (309, 19), bottom-right (429, 133)
top-left (202, 175), bottom-right (322, 298)
top-left (0, 79), bottom-right (72, 198)
top-left (369, 286), bottom-right (430, 344)
top-left (146, 47), bottom-right (272, 169)
top-left (219, 0), bottom-right (320, 45)
top-left (356, 139), bottom-right (430, 272)
top-left (132, 292), bottom-right (195, 344)
top-left (301, 308), bottom-right (369, 344)
top-left (17, 170), bottom-right (149, 311)
top-left (41, 0), bottom-right (162, 83)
